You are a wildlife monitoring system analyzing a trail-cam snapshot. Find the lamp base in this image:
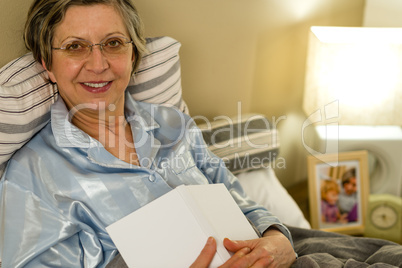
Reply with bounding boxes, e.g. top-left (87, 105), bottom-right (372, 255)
top-left (316, 125), bottom-right (402, 197)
